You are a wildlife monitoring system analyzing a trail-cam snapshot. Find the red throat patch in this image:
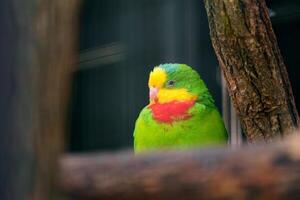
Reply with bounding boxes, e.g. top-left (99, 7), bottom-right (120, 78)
top-left (148, 101), bottom-right (195, 123)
